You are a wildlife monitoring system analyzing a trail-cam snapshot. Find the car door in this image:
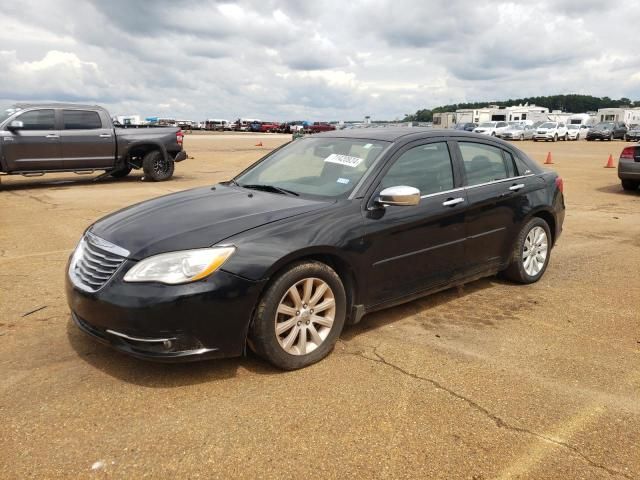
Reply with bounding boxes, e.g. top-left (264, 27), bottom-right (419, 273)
top-left (361, 140), bottom-right (467, 305)
top-left (2, 108), bottom-right (62, 171)
top-left (455, 140), bottom-right (537, 274)
top-left (60, 109), bottom-right (115, 169)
